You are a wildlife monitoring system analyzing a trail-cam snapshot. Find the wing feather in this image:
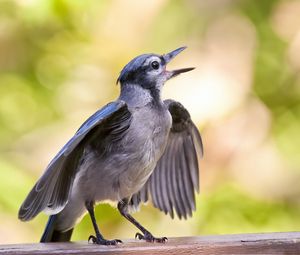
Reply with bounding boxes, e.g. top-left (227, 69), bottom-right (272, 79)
top-left (130, 99), bottom-right (203, 219)
top-left (19, 100), bottom-right (131, 221)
